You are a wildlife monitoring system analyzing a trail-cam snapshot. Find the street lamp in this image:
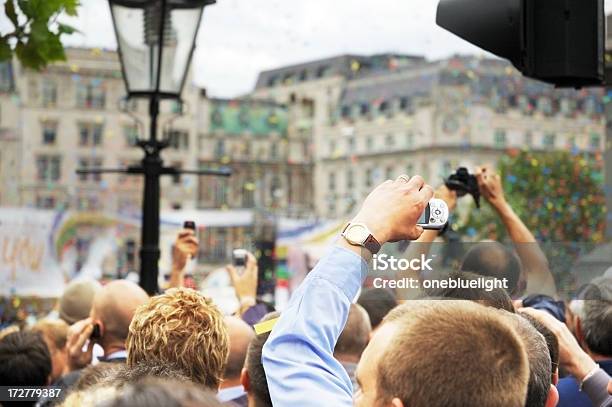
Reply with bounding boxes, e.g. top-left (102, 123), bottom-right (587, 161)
top-left (78, 0), bottom-right (230, 295)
